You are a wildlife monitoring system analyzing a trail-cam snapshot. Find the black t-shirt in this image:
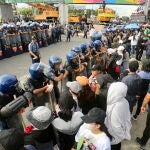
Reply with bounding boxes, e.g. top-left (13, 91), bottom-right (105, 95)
top-left (24, 124), bottom-right (55, 145)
